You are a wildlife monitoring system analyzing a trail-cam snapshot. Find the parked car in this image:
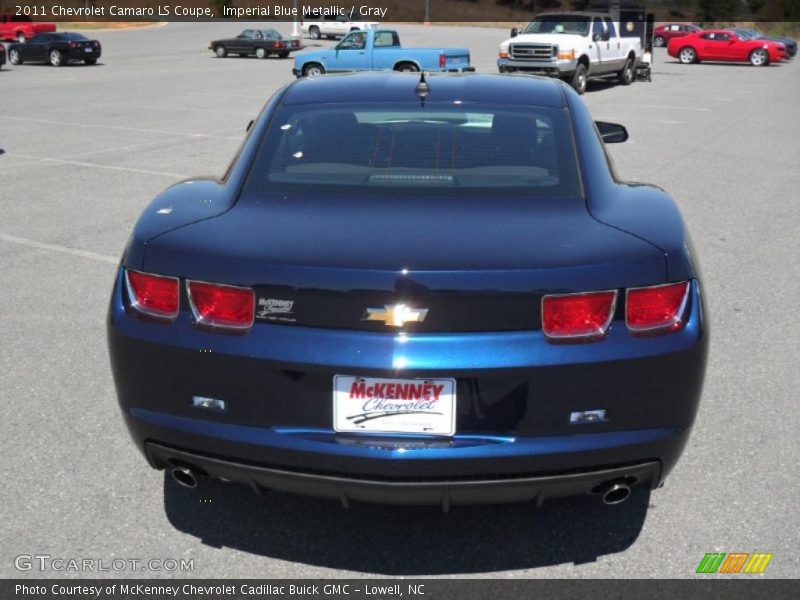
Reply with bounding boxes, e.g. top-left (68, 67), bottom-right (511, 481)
top-left (668, 29), bottom-right (787, 66)
top-left (108, 72), bottom-right (708, 508)
top-left (300, 14), bottom-right (379, 40)
top-left (497, 10), bottom-right (645, 94)
top-left (728, 27), bottom-right (796, 58)
top-left (209, 29), bottom-right (301, 59)
top-left (653, 23), bottom-right (702, 48)
top-left (0, 13), bottom-right (55, 43)
top-left (293, 29), bottom-right (473, 77)
top-left (8, 32), bottom-right (101, 66)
